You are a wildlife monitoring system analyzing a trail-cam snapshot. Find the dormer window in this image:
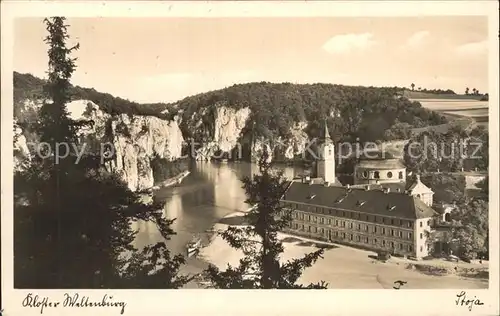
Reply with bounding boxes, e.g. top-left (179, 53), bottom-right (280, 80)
top-left (356, 200), bottom-right (366, 207)
top-left (374, 171), bottom-right (380, 179)
top-left (335, 194), bottom-right (348, 204)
